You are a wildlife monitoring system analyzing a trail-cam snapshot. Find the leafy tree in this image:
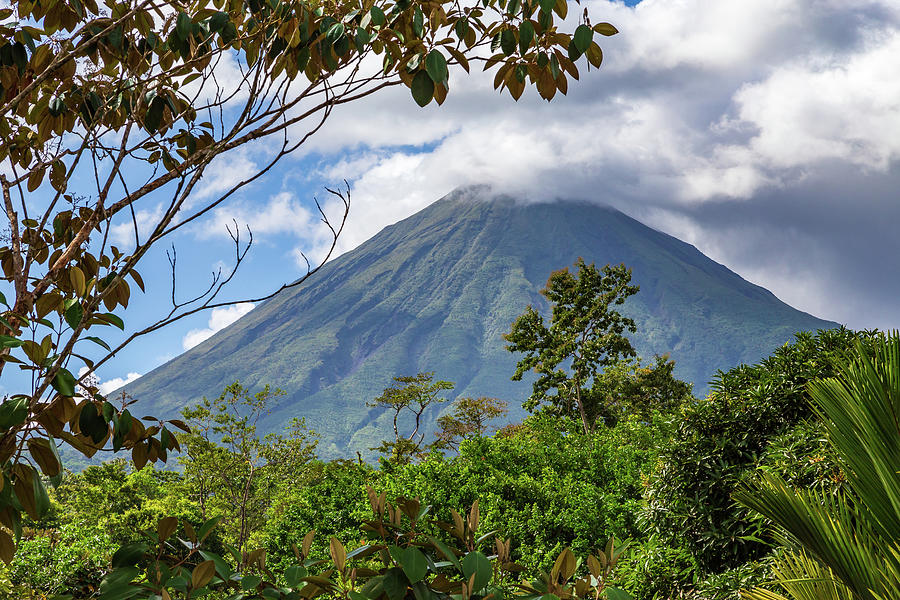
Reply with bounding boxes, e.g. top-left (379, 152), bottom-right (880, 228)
top-left (0, 0), bottom-right (617, 559)
top-left (641, 328), bottom-right (880, 581)
top-left (736, 332), bottom-right (900, 600)
top-left (586, 354), bottom-right (693, 427)
top-left (369, 372), bottom-right (453, 463)
top-left (505, 259), bottom-right (639, 434)
top-left (432, 396), bottom-right (508, 452)
top-left (179, 382), bottom-right (318, 564)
